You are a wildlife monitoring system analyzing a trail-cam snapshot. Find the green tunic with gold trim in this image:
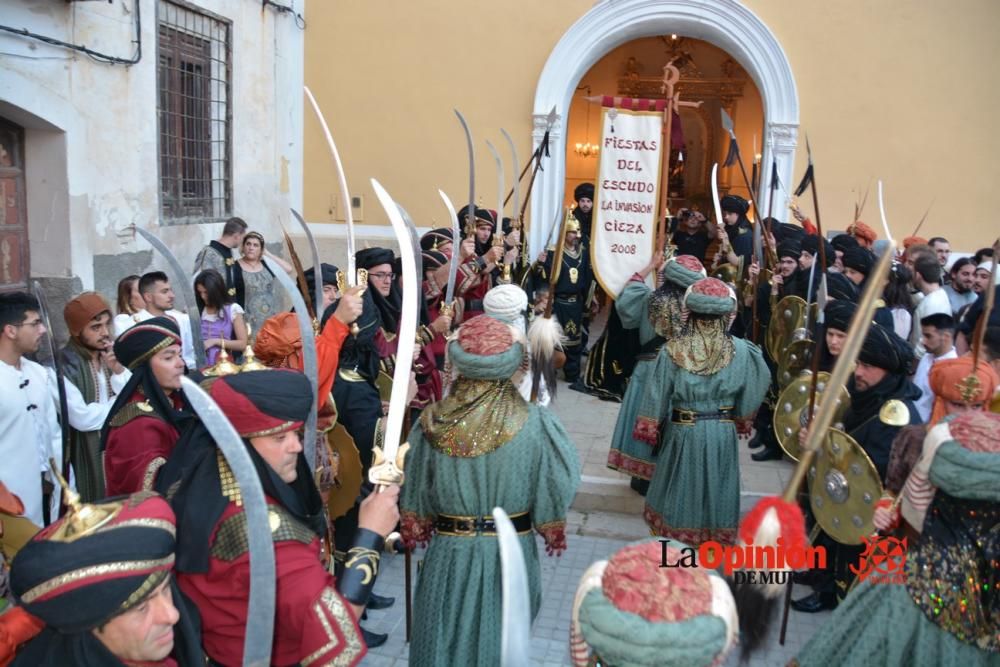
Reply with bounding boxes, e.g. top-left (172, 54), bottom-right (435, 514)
top-left (634, 322), bottom-right (769, 546)
top-left (605, 277), bottom-right (684, 480)
top-left (400, 373), bottom-right (581, 667)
